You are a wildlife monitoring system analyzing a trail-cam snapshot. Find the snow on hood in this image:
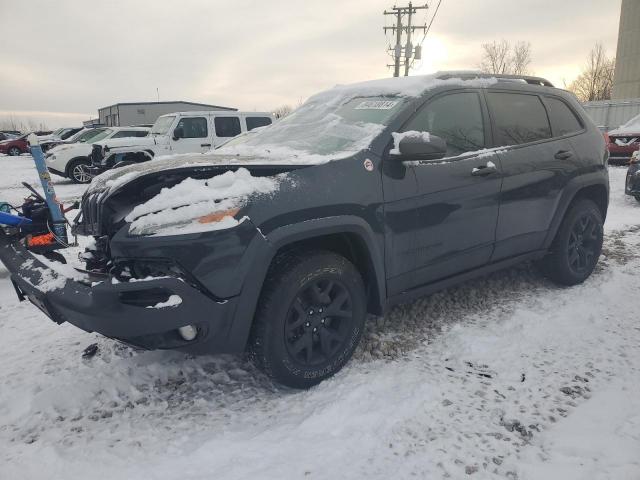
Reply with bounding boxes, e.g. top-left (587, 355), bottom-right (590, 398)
top-left (125, 167), bottom-right (280, 236)
top-left (610, 113), bottom-right (640, 135)
top-left (95, 136), bottom-right (155, 149)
